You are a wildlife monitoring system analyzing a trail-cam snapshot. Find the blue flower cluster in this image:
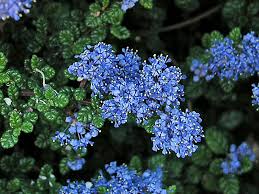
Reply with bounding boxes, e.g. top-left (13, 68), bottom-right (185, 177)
top-left (52, 113), bottom-right (100, 151)
top-left (60, 161), bottom-right (174, 194)
top-left (252, 83), bottom-right (259, 108)
top-left (221, 142), bottom-right (256, 174)
top-left (190, 32), bottom-right (259, 82)
top-left (68, 42), bottom-right (203, 157)
top-left (152, 108), bottom-right (203, 157)
top-left (67, 158), bottom-right (86, 171)
top-left (0, 0), bottom-right (34, 21)
top-left (121, 0), bottom-right (138, 11)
